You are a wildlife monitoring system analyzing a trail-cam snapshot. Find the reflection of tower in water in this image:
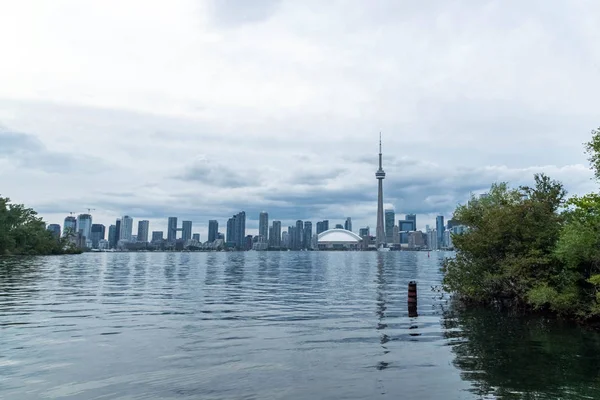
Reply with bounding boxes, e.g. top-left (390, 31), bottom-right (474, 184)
top-left (375, 254), bottom-right (390, 370)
